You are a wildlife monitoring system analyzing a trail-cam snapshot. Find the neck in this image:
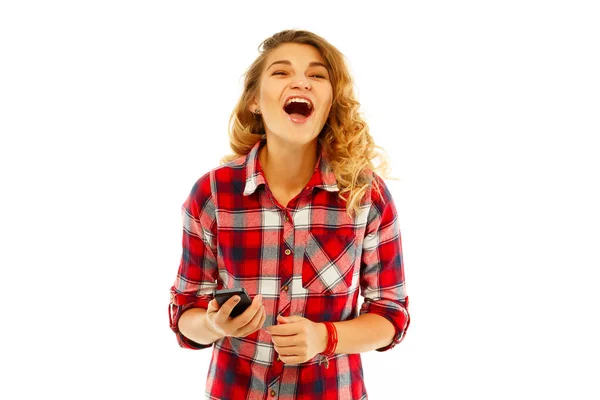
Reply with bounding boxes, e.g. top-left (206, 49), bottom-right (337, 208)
top-left (258, 136), bottom-right (318, 193)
